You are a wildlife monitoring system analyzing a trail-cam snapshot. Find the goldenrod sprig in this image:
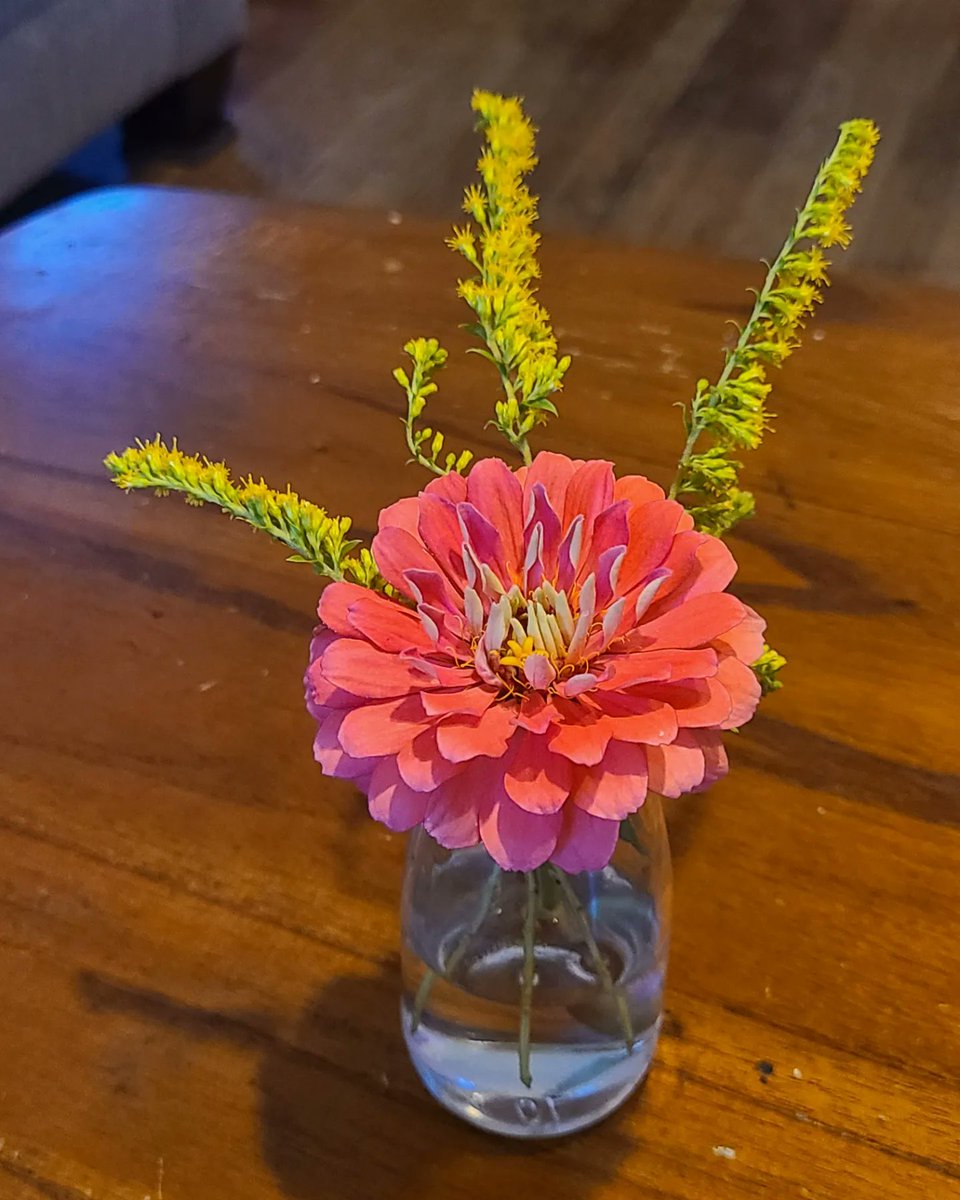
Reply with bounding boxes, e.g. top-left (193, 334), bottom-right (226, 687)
top-left (753, 645), bottom-right (787, 695)
top-left (447, 91), bottom-right (570, 464)
top-left (394, 337), bottom-right (474, 476)
top-left (669, 119), bottom-right (879, 537)
top-left (104, 438), bottom-right (384, 587)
